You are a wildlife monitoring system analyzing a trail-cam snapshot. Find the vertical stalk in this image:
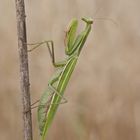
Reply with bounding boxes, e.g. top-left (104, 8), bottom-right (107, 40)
top-left (15, 0), bottom-right (33, 140)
